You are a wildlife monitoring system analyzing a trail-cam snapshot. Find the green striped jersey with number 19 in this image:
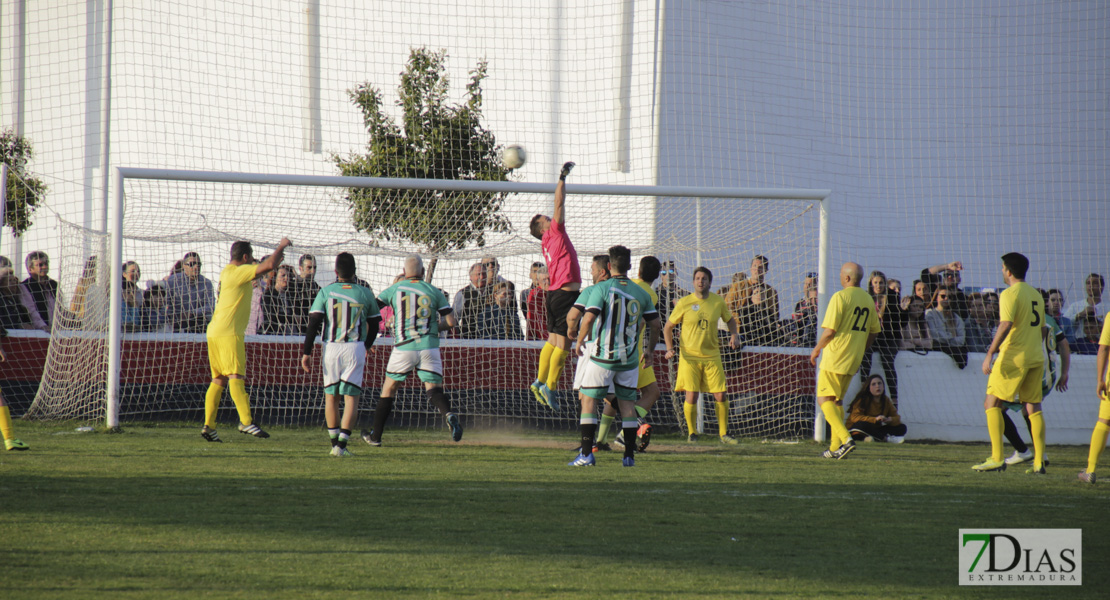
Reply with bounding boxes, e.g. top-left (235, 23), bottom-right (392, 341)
top-left (377, 278), bottom-right (452, 351)
top-left (584, 276), bottom-right (658, 371)
top-left (309, 282), bottom-right (381, 343)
